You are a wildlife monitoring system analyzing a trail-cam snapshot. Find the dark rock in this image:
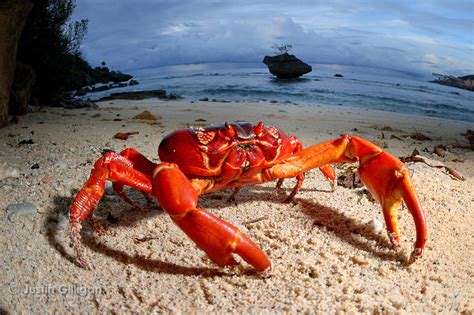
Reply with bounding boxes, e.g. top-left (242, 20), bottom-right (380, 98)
top-left (464, 129), bottom-right (474, 149)
top-left (99, 90), bottom-right (181, 101)
top-left (108, 71), bottom-right (132, 84)
top-left (92, 85), bottom-right (111, 92)
top-left (74, 86), bottom-right (91, 97)
top-left (109, 82), bottom-right (127, 89)
top-left (62, 99), bottom-right (99, 109)
top-left (129, 79), bottom-right (139, 86)
top-left (337, 173), bottom-right (364, 189)
top-left (18, 139), bottom-right (34, 145)
top-left (430, 74), bottom-right (474, 92)
top-left (0, 0), bottom-right (34, 127)
top-left (199, 97), bottom-right (209, 102)
top-left (334, 74), bottom-right (344, 77)
top-left (67, 66), bottom-right (133, 93)
top-left (262, 53), bottom-right (312, 79)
